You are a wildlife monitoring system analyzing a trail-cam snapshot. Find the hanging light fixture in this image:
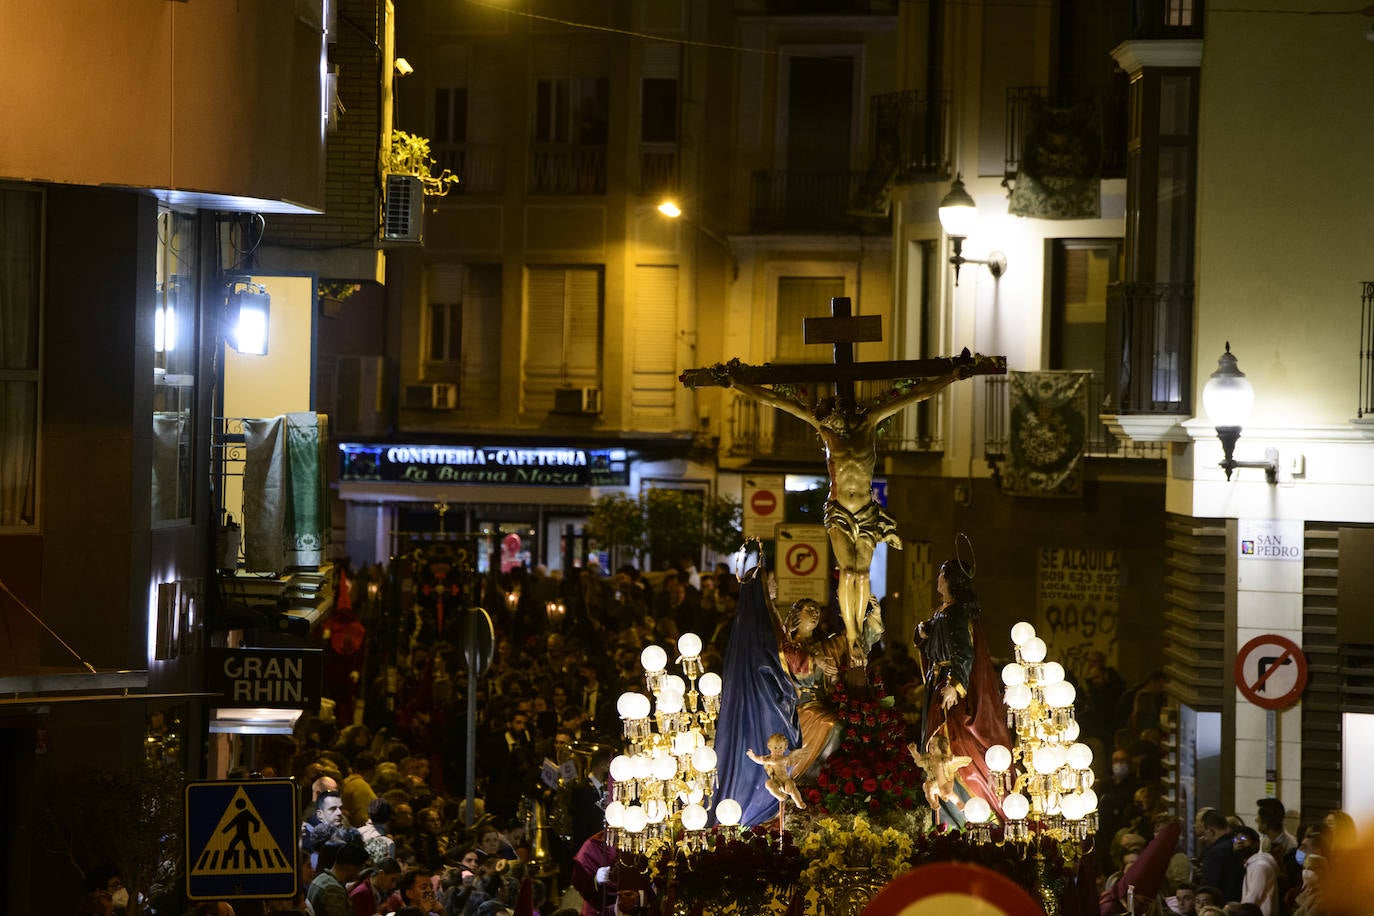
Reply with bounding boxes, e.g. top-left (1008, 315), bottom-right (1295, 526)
top-left (1201, 342), bottom-right (1278, 483)
top-left (937, 175), bottom-right (1007, 286)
